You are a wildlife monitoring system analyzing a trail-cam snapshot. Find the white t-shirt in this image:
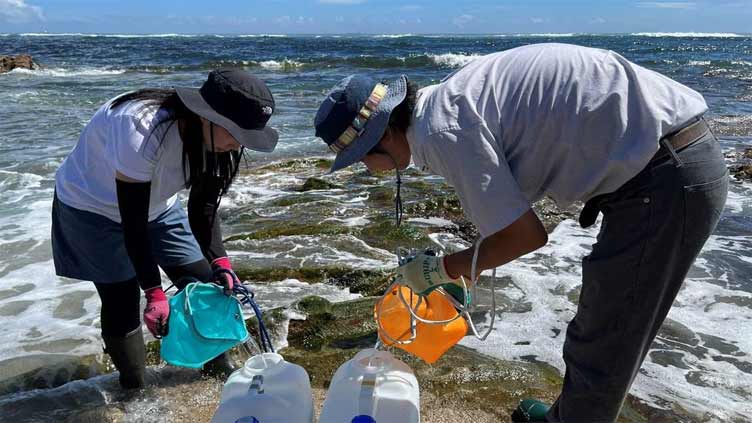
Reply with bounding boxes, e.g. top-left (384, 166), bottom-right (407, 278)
top-left (407, 43), bottom-right (708, 237)
top-left (55, 98), bottom-right (189, 223)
